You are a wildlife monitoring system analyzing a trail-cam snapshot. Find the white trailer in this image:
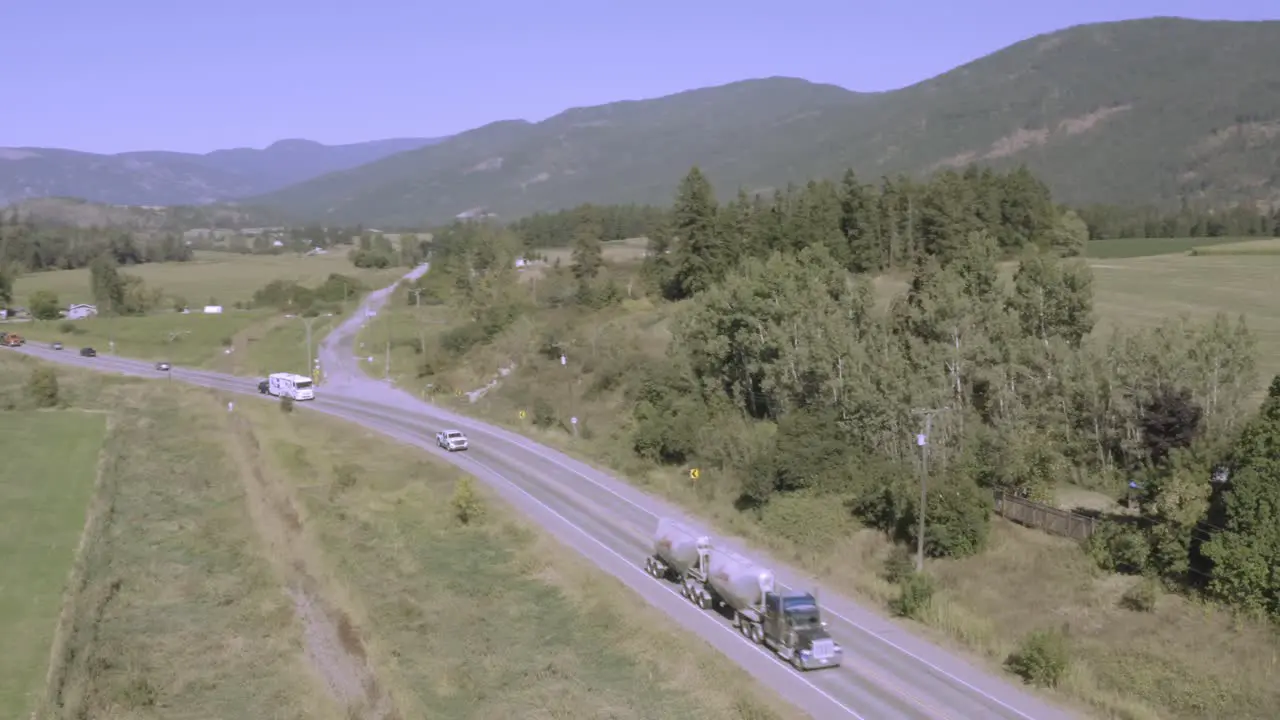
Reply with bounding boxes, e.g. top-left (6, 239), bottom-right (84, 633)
top-left (268, 372), bottom-right (315, 401)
